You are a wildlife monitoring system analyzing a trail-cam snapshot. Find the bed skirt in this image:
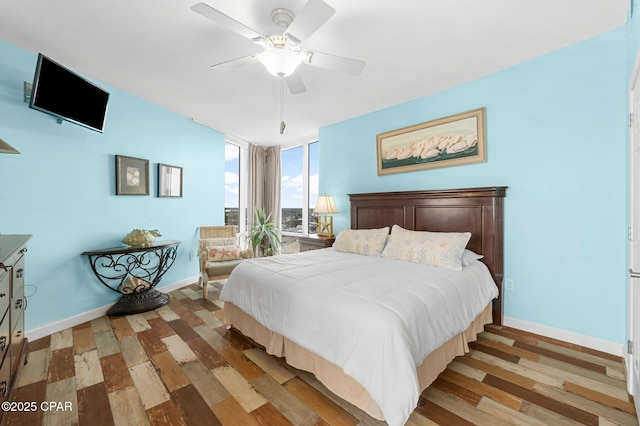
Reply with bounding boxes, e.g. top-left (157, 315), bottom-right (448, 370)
top-left (222, 302), bottom-right (492, 421)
